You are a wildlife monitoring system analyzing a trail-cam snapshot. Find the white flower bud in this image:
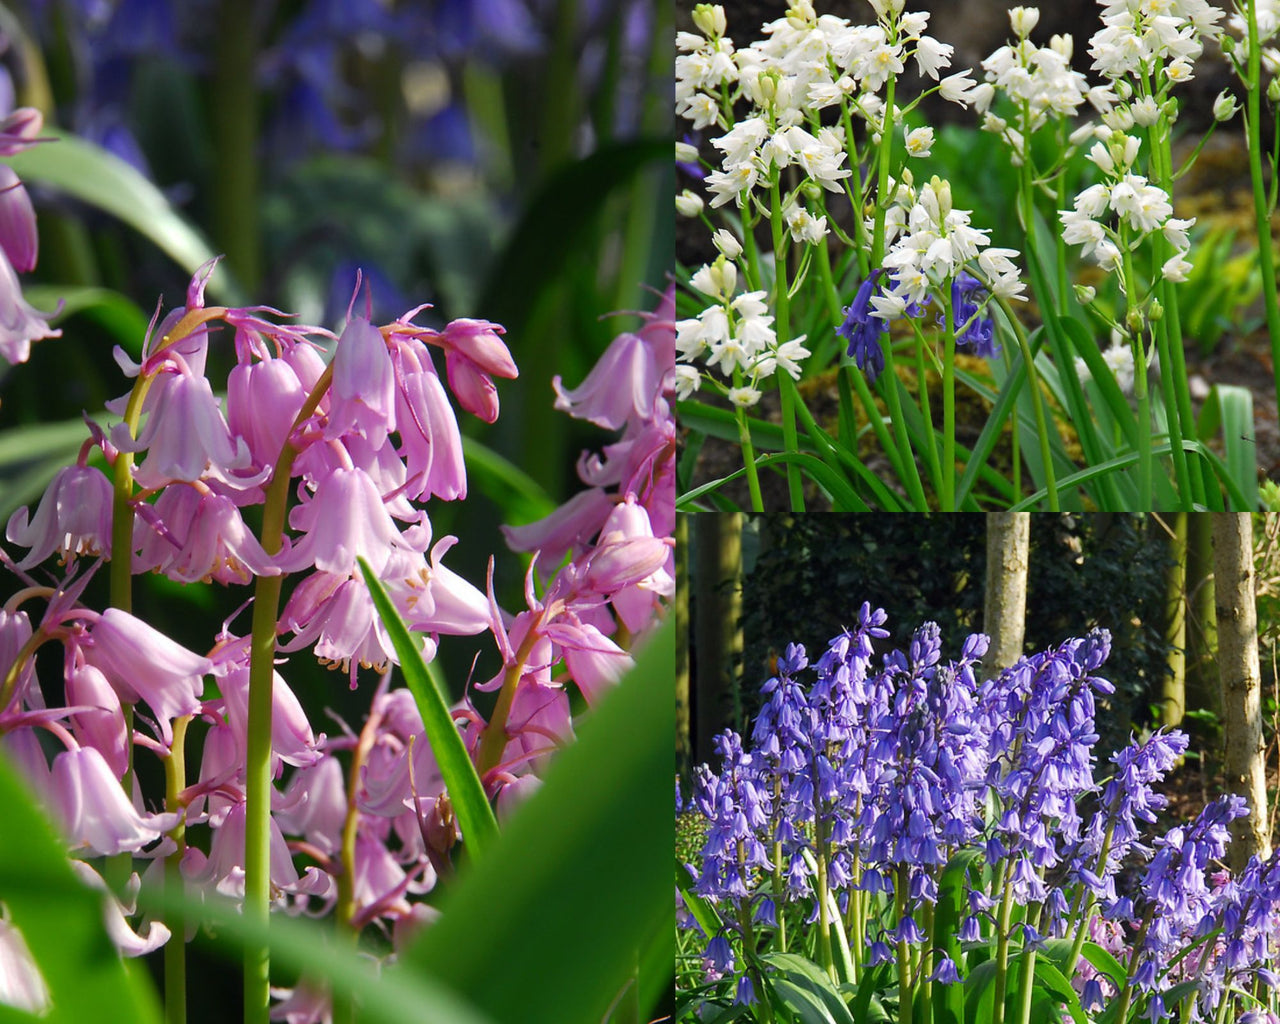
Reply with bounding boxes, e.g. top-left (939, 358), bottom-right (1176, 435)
top-left (728, 385), bottom-right (762, 408)
top-left (1211, 90), bottom-right (1238, 122)
top-left (1049, 33), bottom-right (1072, 59)
top-left (904, 125), bottom-right (934, 158)
top-left (691, 4), bottom-right (727, 39)
top-left (712, 228), bottom-right (743, 259)
top-left (675, 141), bottom-right (699, 164)
top-left (1074, 284), bottom-right (1096, 305)
top-left (676, 189), bottom-right (704, 217)
top-left (1130, 96), bottom-right (1159, 127)
top-left (1009, 7), bottom-right (1040, 38)
top-left (1270, 77), bottom-right (1280, 103)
